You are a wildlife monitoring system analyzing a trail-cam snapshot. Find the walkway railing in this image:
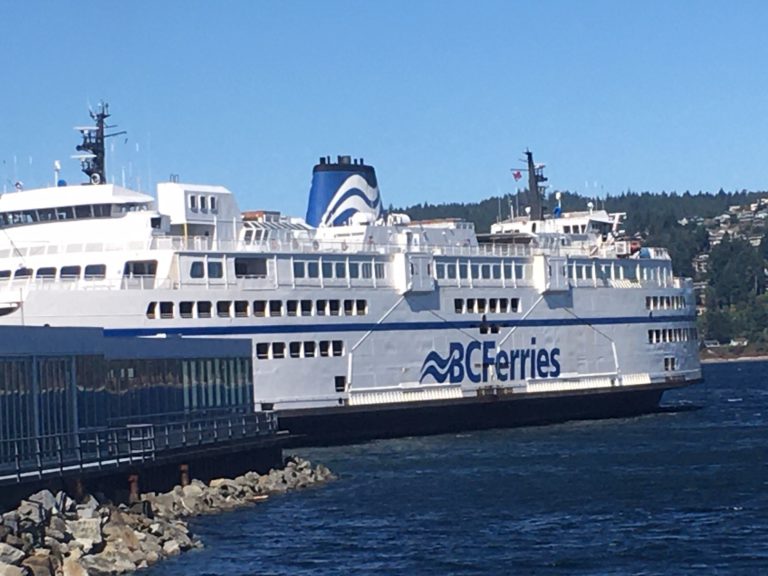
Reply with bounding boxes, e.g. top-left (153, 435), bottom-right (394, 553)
top-left (0, 411), bottom-right (278, 486)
